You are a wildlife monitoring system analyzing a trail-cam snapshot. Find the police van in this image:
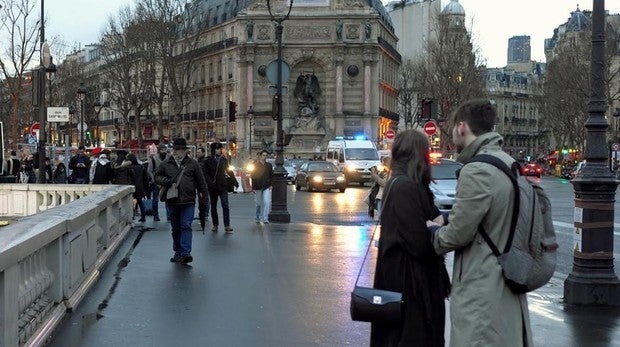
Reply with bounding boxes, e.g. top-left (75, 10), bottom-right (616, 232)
top-left (326, 136), bottom-right (380, 185)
